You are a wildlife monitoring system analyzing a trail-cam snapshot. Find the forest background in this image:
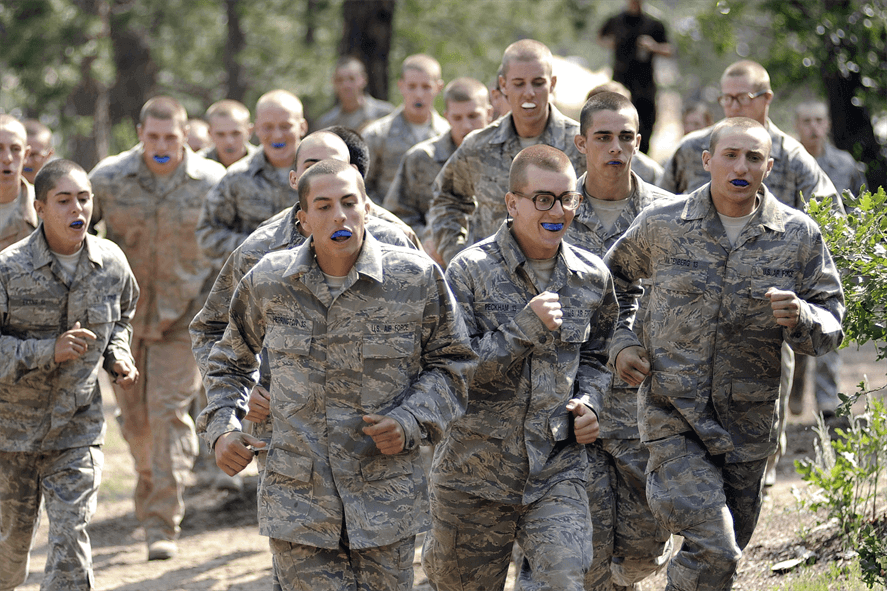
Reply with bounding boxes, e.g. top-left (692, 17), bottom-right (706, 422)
top-left (1, 0), bottom-right (885, 190)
